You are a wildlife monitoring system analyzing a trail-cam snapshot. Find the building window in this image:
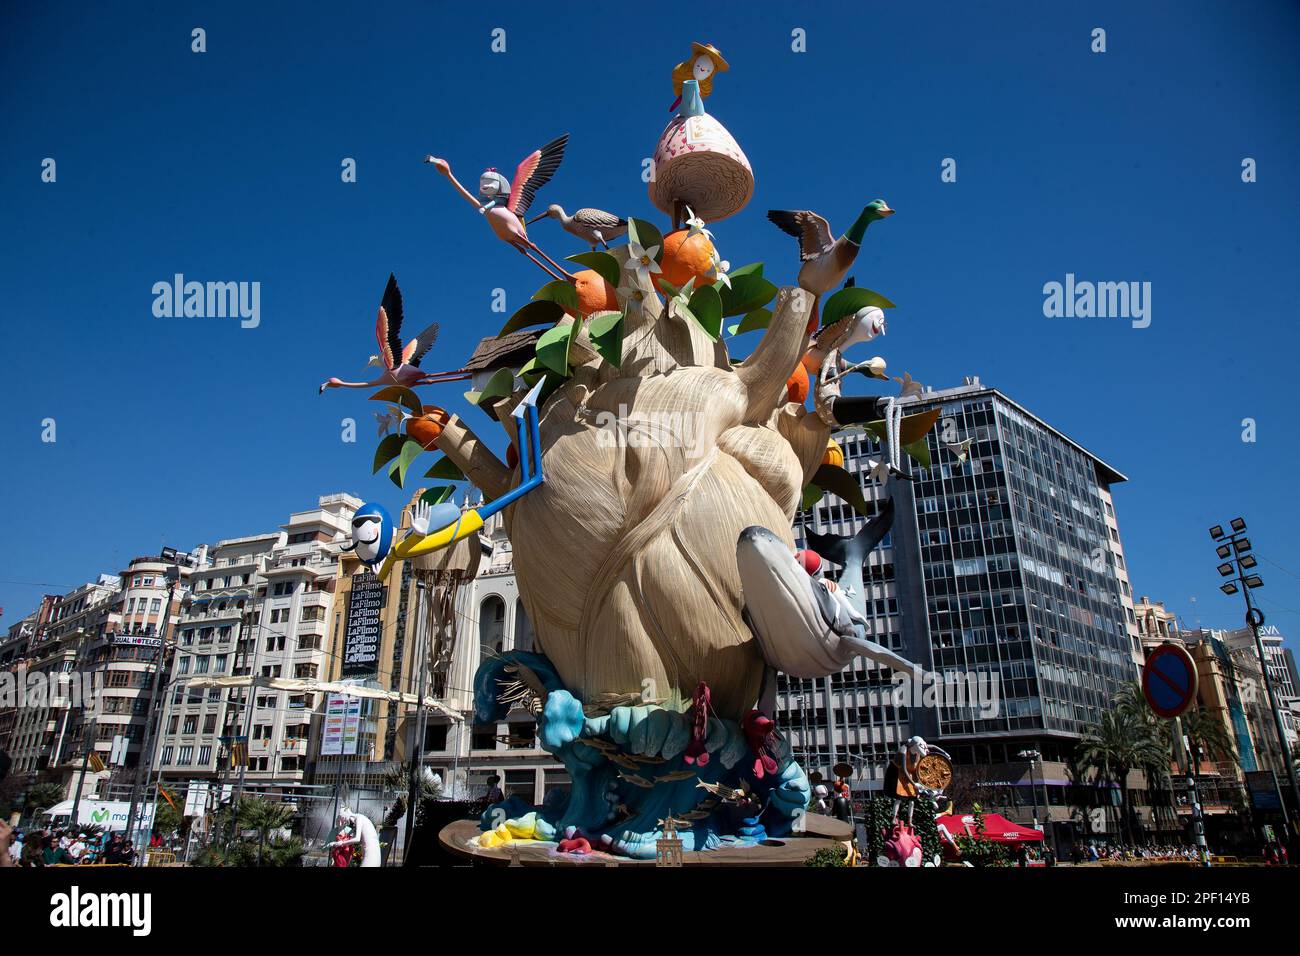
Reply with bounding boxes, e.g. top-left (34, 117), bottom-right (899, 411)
top-left (480, 596), bottom-right (506, 655)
